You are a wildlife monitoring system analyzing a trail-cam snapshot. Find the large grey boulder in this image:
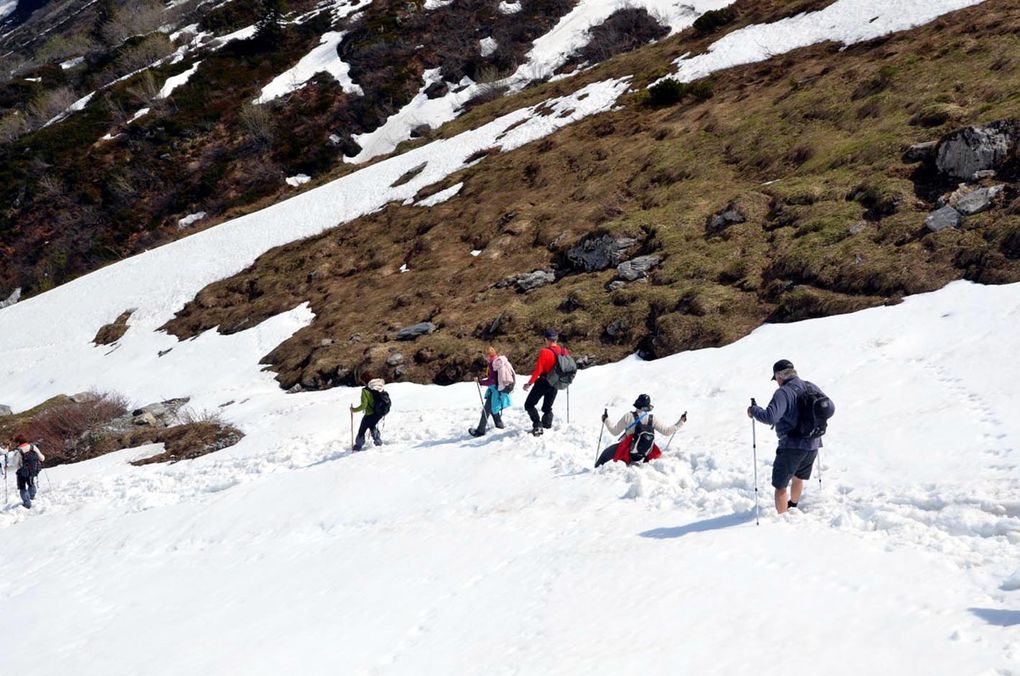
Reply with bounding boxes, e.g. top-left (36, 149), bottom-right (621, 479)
top-left (616, 255), bottom-right (662, 282)
top-left (565, 234), bottom-right (637, 272)
top-left (0, 404), bottom-right (12, 416)
top-left (955, 185), bottom-right (1005, 216)
top-left (396, 322), bottom-right (436, 341)
top-left (936, 121), bottom-right (1018, 180)
top-left (924, 206), bottom-right (962, 232)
